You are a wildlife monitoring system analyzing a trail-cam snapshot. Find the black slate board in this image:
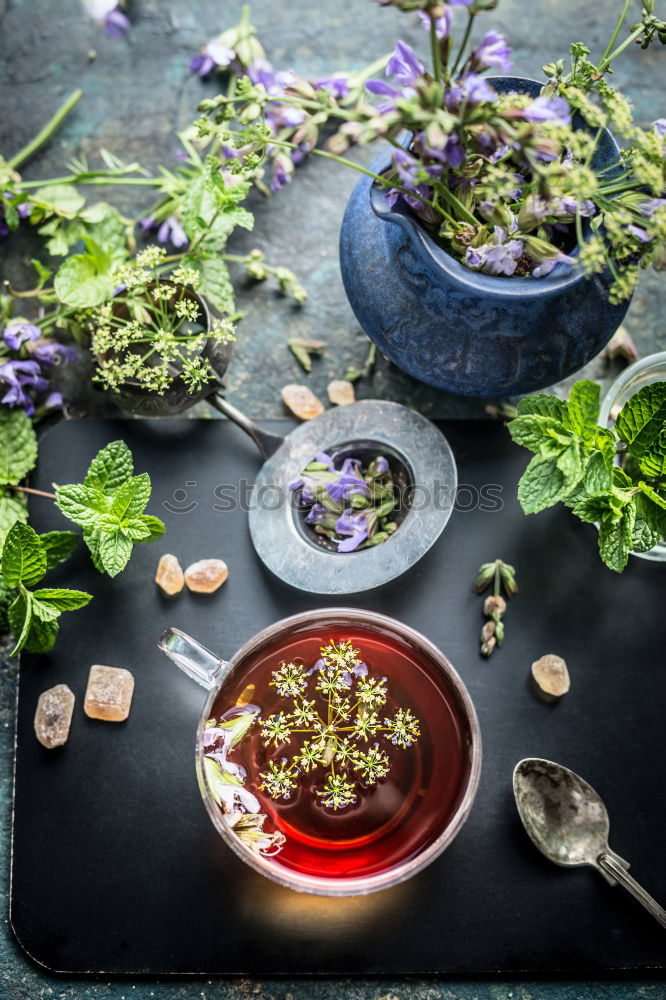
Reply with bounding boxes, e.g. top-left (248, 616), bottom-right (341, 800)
top-left (10, 417), bottom-right (666, 976)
